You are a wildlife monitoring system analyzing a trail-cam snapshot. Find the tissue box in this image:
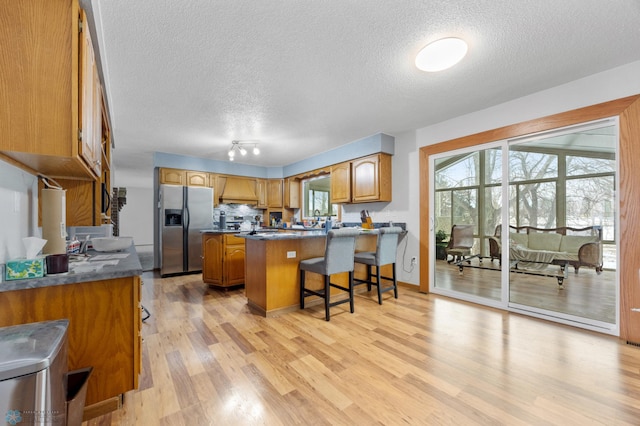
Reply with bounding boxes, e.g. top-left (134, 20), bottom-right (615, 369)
top-left (5, 257), bottom-right (45, 280)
